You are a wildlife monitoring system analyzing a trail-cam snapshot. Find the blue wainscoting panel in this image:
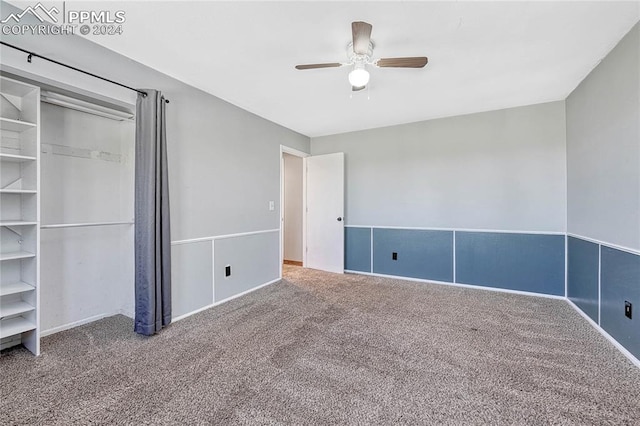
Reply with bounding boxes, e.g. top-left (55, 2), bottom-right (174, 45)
top-left (345, 227), bottom-right (371, 272)
top-left (600, 247), bottom-right (640, 359)
top-left (567, 237), bottom-right (600, 322)
top-left (373, 228), bottom-right (454, 282)
top-left (455, 232), bottom-right (565, 295)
